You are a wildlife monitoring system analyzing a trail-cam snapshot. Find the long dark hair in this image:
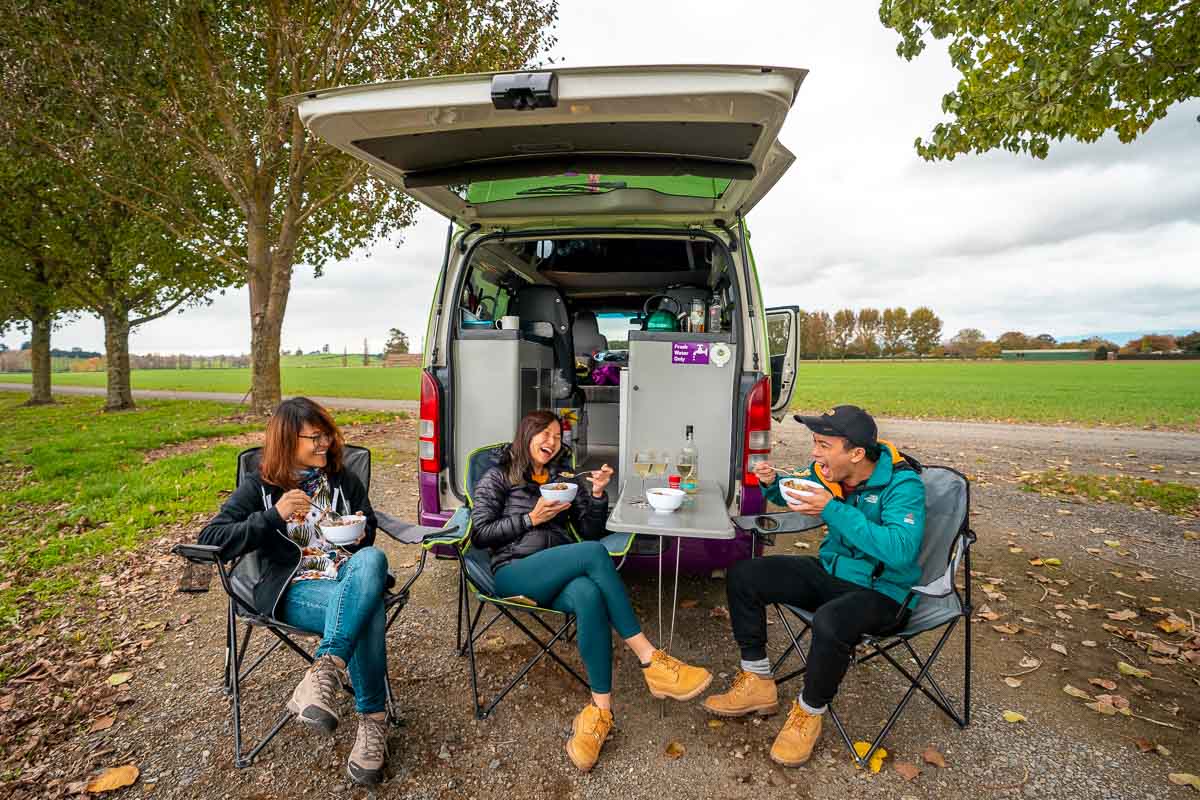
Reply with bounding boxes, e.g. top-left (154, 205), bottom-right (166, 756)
top-left (506, 409), bottom-right (561, 485)
top-left (260, 397), bottom-right (344, 489)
